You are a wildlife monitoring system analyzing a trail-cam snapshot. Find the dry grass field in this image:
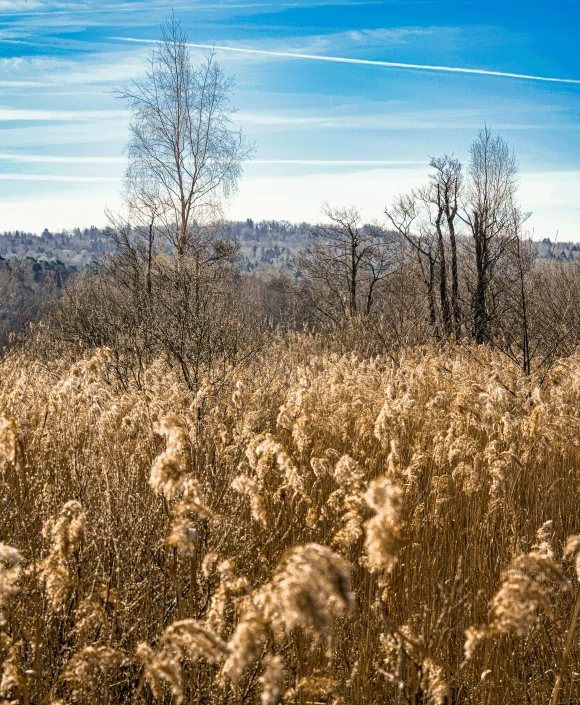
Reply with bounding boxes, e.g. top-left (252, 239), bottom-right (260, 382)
top-left (2, 338), bottom-right (580, 704)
